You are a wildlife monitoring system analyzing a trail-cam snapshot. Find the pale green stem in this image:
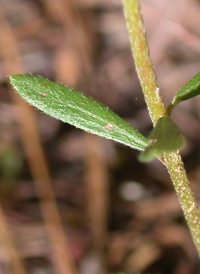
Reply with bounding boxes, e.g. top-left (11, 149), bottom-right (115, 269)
top-left (123, 0), bottom-right (200, 256)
